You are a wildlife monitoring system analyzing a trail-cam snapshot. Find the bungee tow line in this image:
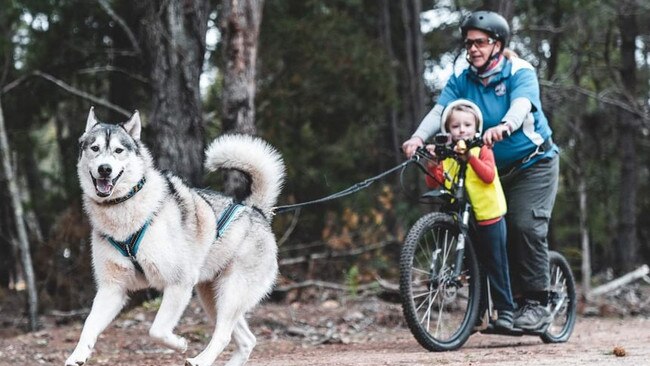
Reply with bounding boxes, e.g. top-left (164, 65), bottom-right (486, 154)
top-left (272, 155), bottom-right (428, 214)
